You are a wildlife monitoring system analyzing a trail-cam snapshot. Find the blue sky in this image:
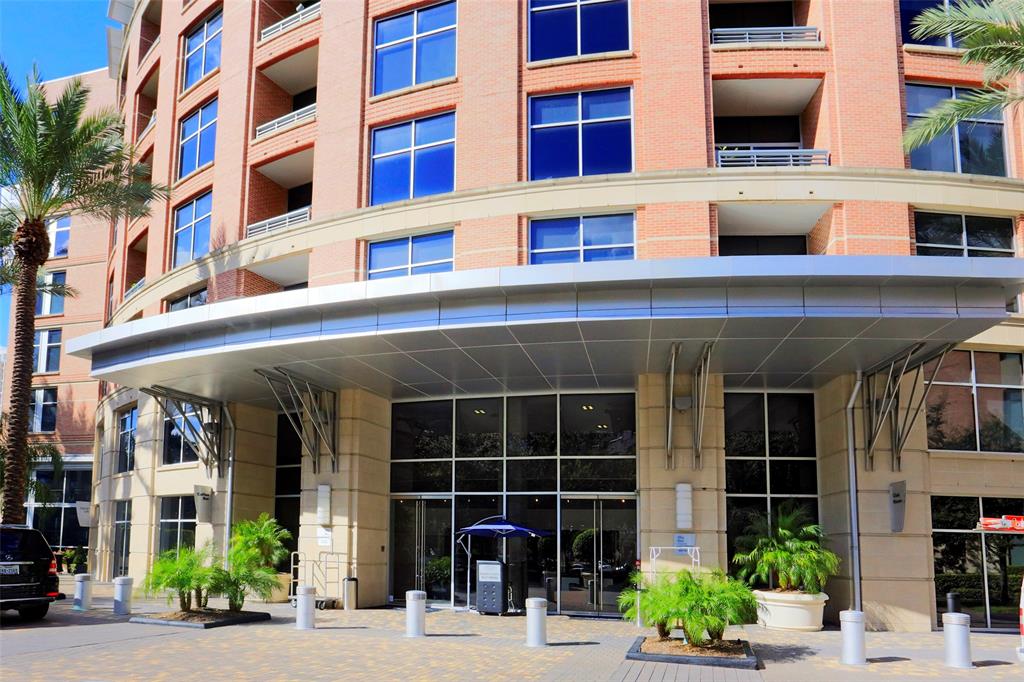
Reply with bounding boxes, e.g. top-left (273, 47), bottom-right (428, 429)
top-left (0, 0), bottom-right (112, 348)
